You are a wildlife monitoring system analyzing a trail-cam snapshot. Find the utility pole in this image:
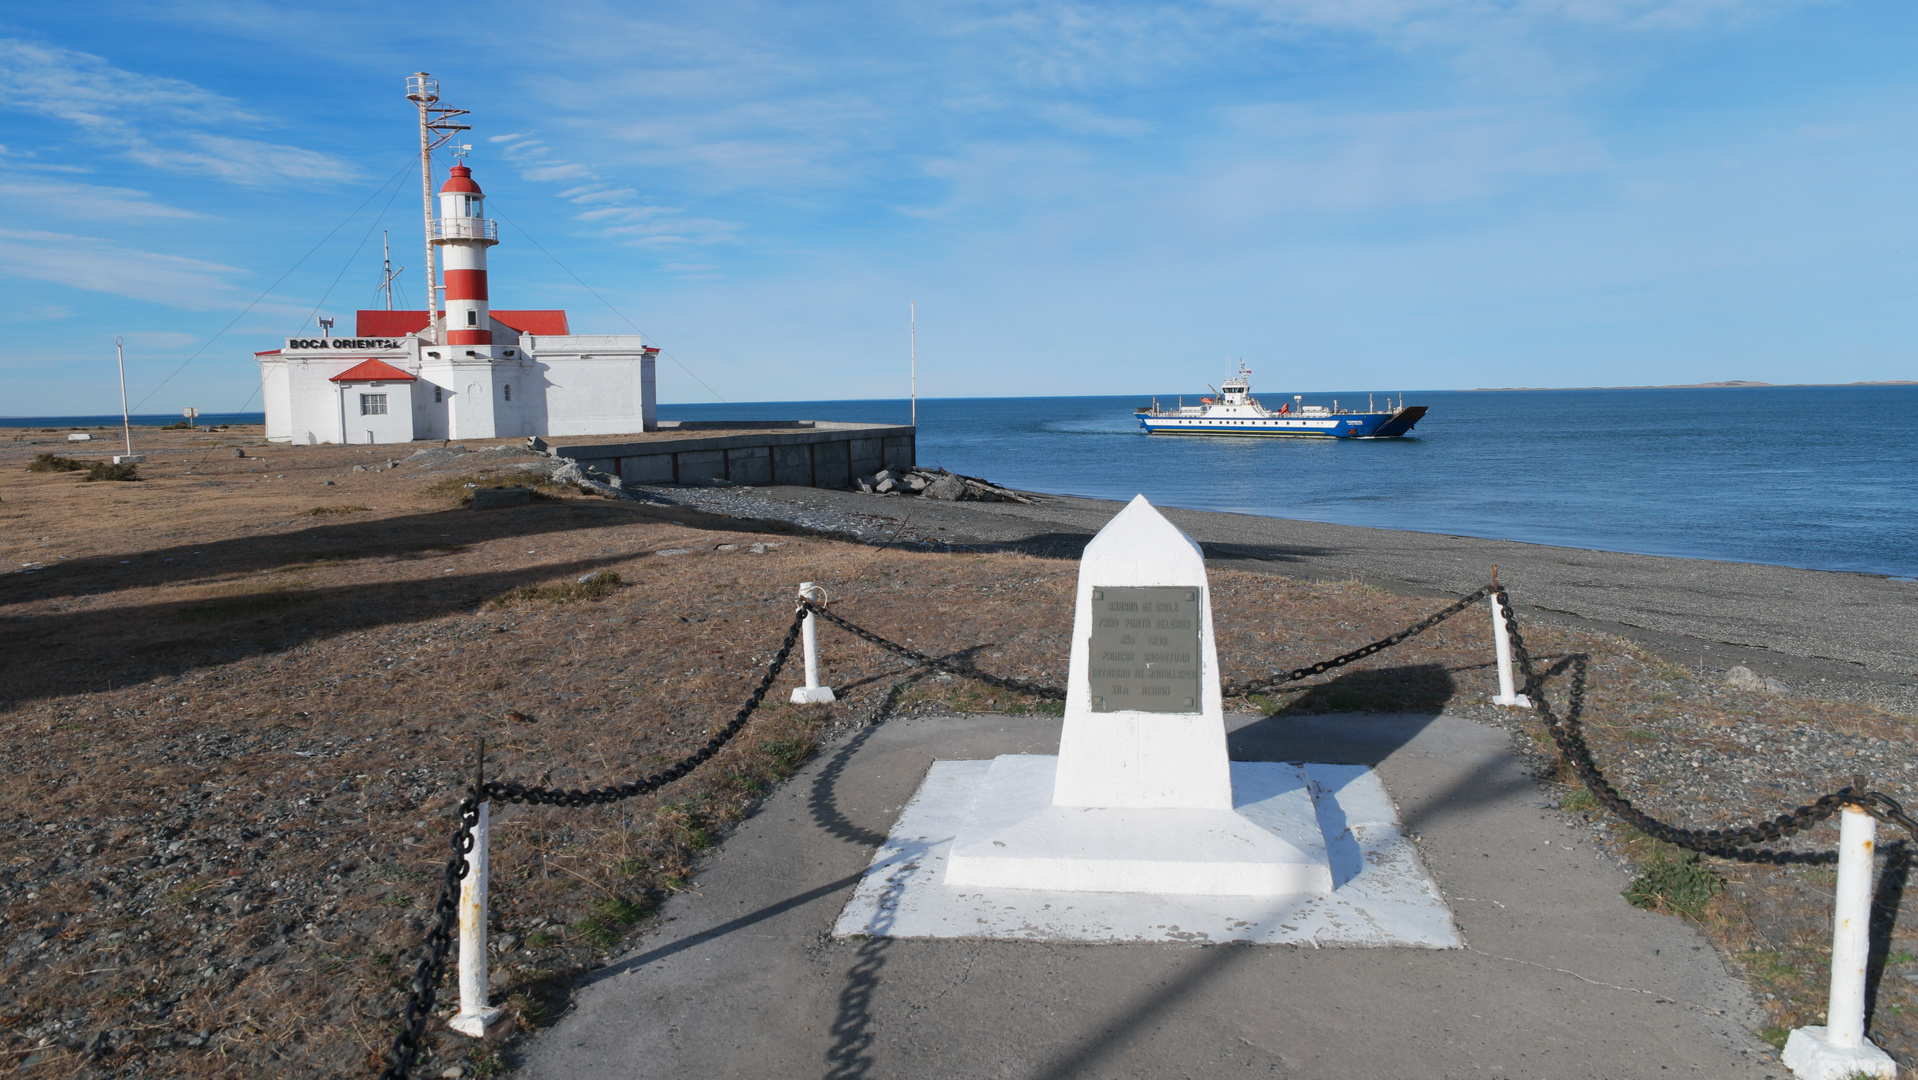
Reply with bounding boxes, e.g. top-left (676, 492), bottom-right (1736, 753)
top-left (115, 336), bottom-right (131, 457)
top-left (406, 74), bottom-right (469, 343)
top-left (910, 300), bottom-right (917, 427)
